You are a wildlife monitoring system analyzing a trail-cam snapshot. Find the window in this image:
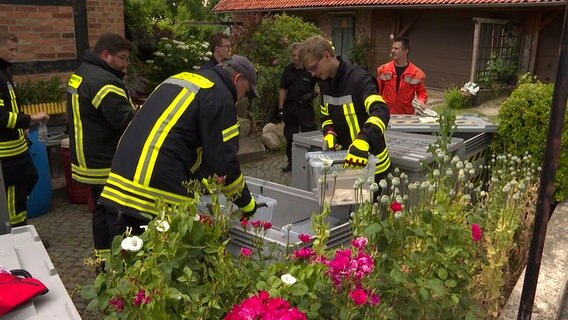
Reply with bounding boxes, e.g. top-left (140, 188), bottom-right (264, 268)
top-left (471, 18), bottom-right (522, 86)
top-left (332, 17), bottom-right (354, 59)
